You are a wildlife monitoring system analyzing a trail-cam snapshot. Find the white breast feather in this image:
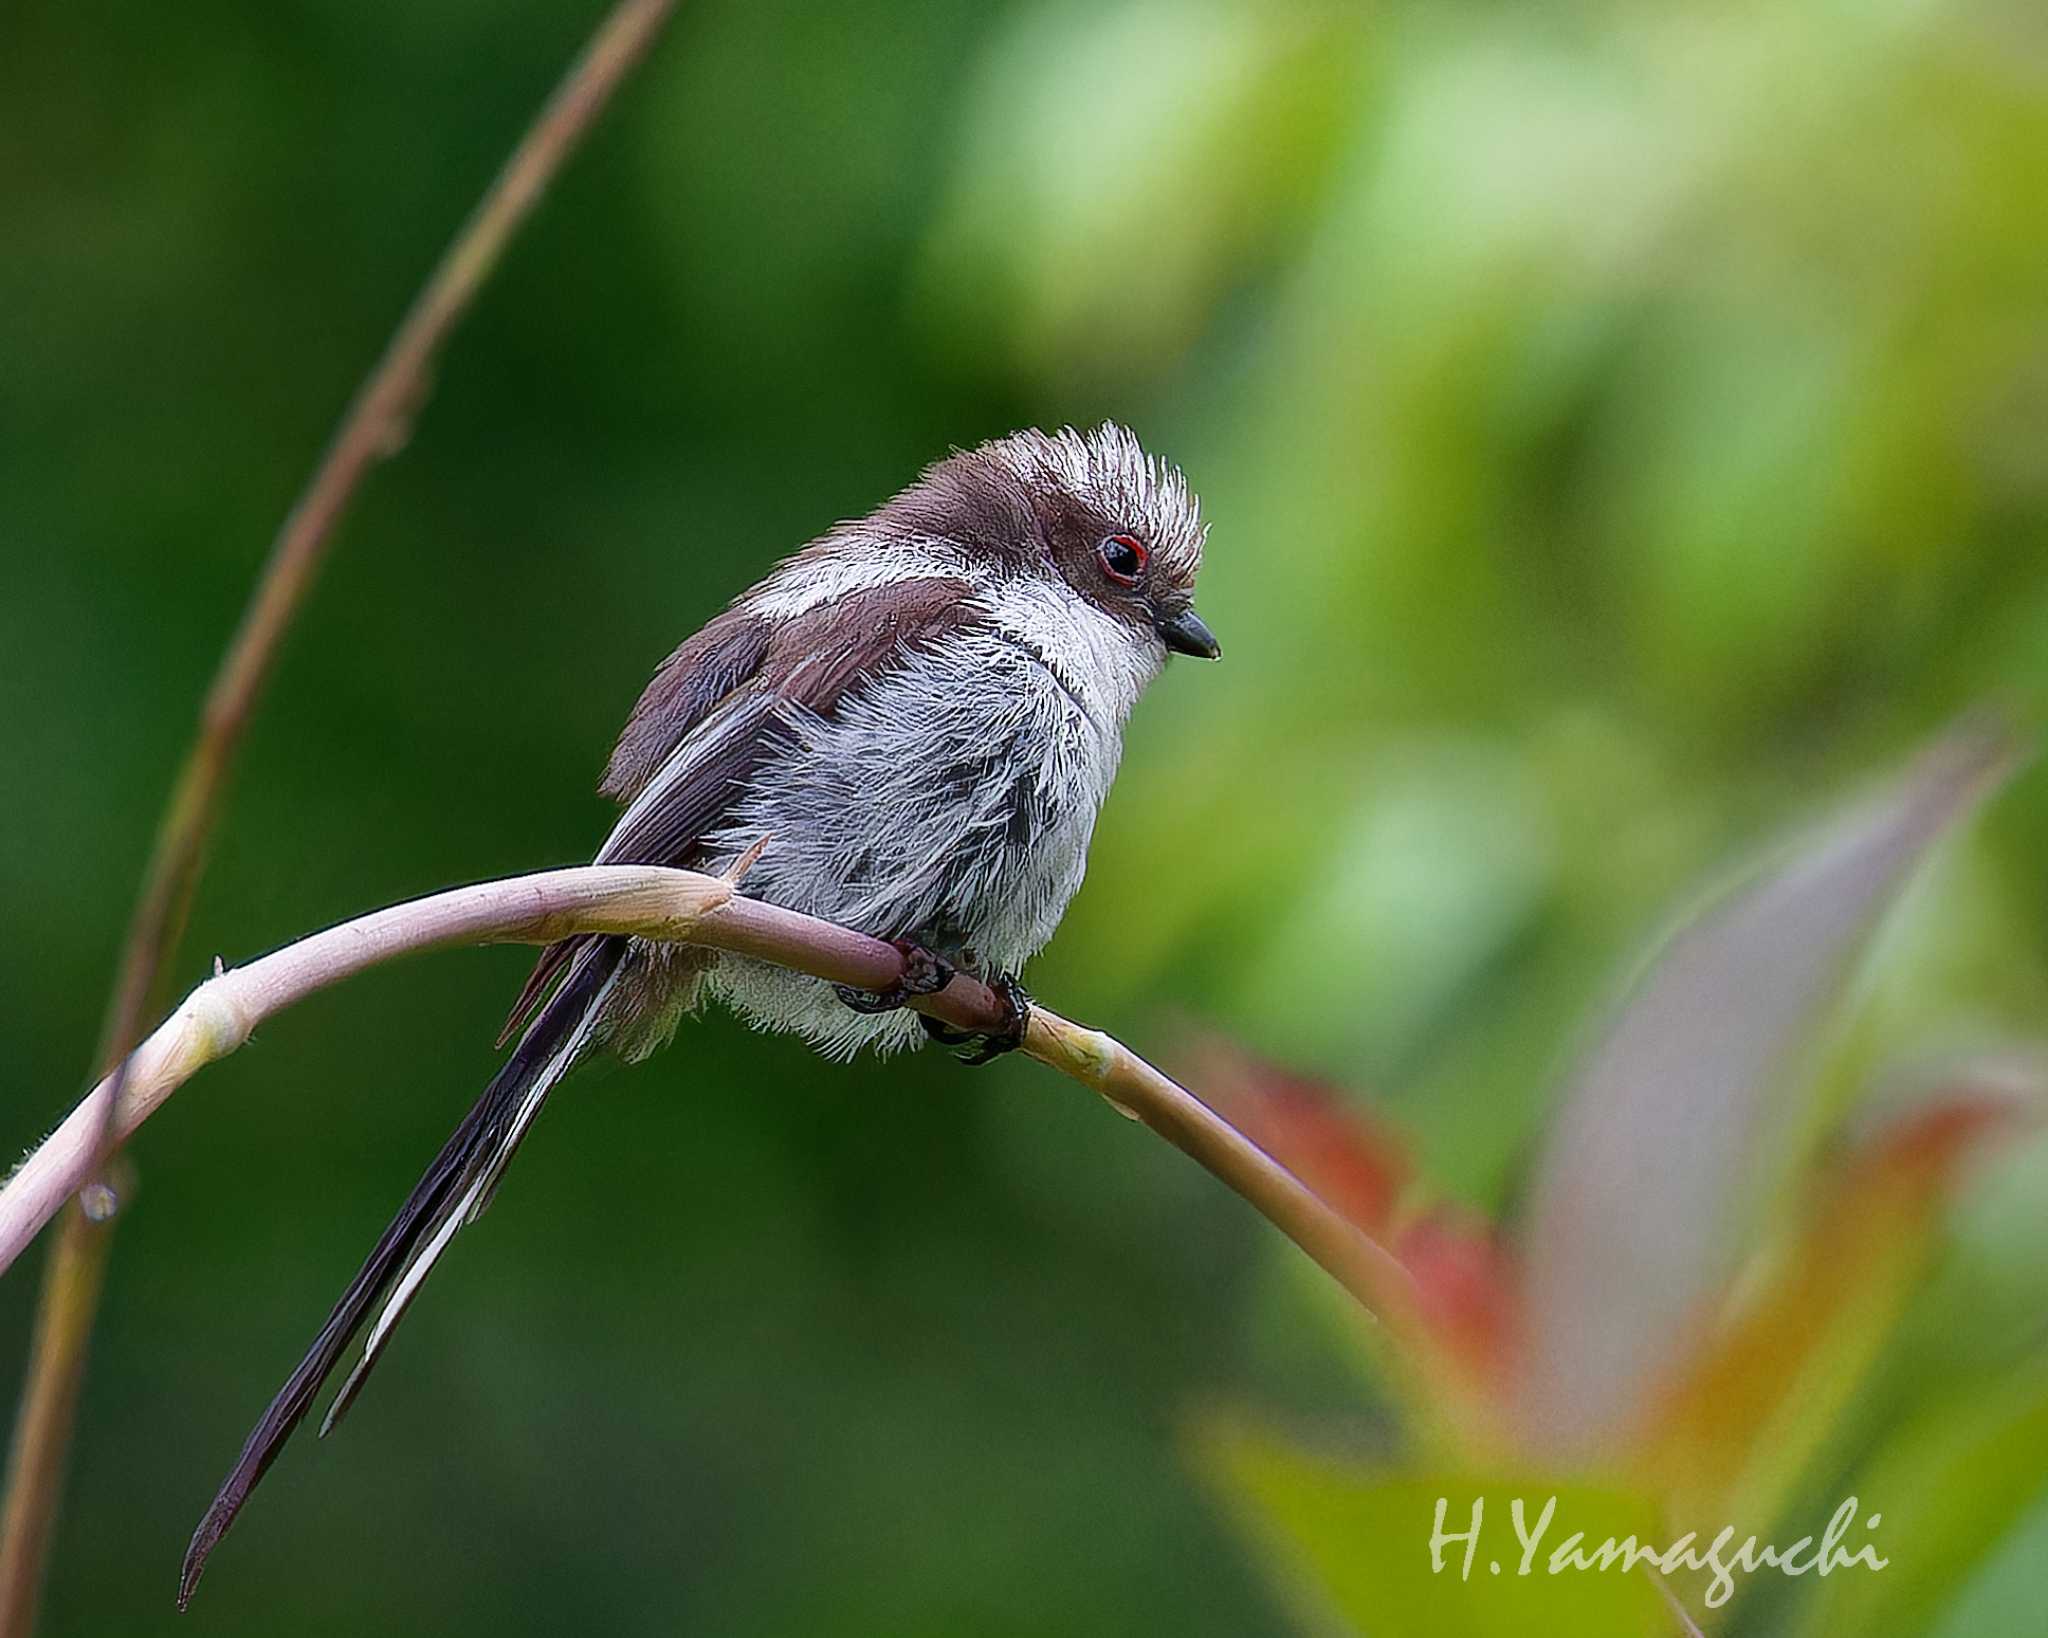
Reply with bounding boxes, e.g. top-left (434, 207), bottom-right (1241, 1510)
top-left (701, 573), bottom-right (1163, 1057)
